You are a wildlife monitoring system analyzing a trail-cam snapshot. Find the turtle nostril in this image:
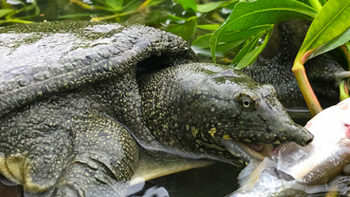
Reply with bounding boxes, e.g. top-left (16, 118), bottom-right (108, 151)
top-left (304, 138), bottom-right (313, 145)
